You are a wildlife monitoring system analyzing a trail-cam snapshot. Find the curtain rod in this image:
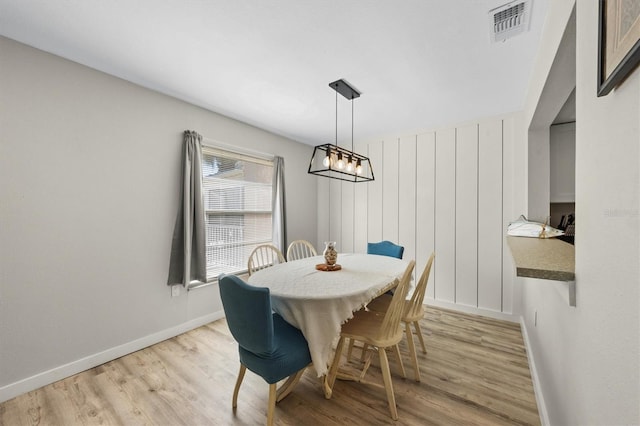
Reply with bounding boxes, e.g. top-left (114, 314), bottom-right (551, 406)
top-left (202, 136), bottom-right (275, 161)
